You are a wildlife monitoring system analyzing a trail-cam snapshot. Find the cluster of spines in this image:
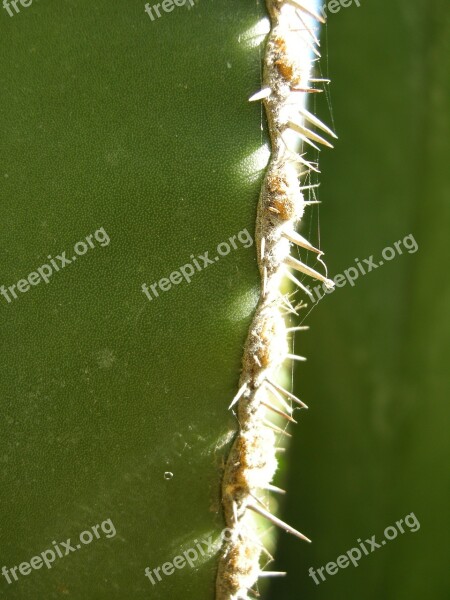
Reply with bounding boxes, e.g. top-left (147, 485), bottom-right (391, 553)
top-left (216, 1), bottom-right (336, 599)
